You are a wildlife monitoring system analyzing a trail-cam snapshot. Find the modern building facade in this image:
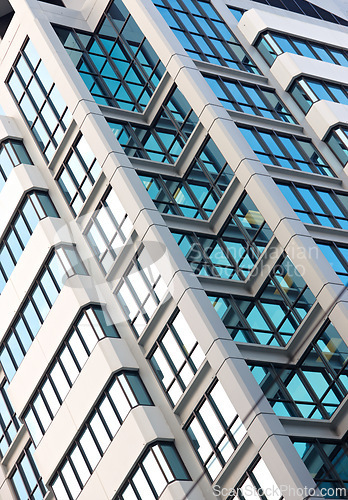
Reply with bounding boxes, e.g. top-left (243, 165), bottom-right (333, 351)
top-left (0, 0), bottom-right (347, 499)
